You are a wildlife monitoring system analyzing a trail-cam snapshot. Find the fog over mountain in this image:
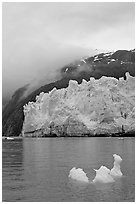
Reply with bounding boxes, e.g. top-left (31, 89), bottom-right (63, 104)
top-left (2, 2), bottom-right (135, 101)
